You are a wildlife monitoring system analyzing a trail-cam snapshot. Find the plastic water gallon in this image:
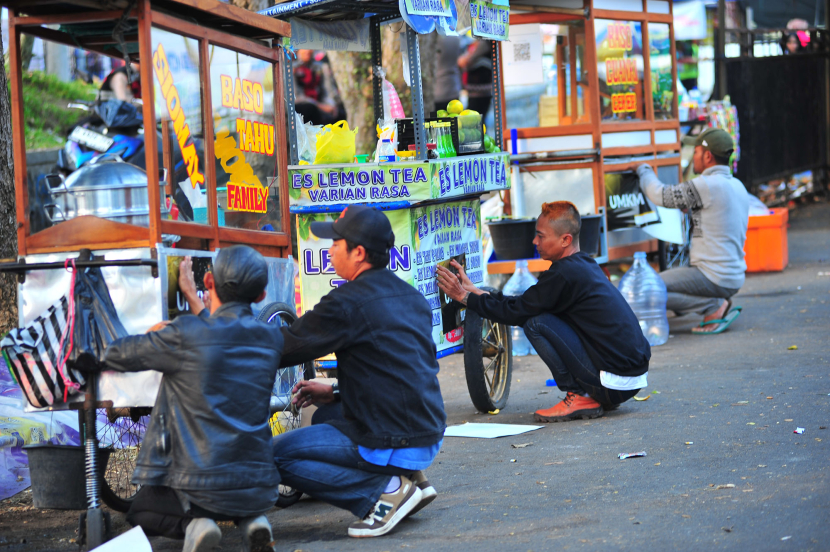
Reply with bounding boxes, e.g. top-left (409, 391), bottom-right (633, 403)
top-left (502, 260), bottom-right (538, 356)
top-left (618, 252), bottom-right (669, 346)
